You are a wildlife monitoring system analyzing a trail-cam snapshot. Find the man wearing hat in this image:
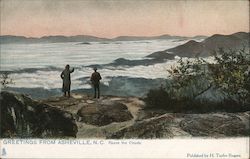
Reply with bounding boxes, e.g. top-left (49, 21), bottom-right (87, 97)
top-left (91, 67), bottom-right (102, 98)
